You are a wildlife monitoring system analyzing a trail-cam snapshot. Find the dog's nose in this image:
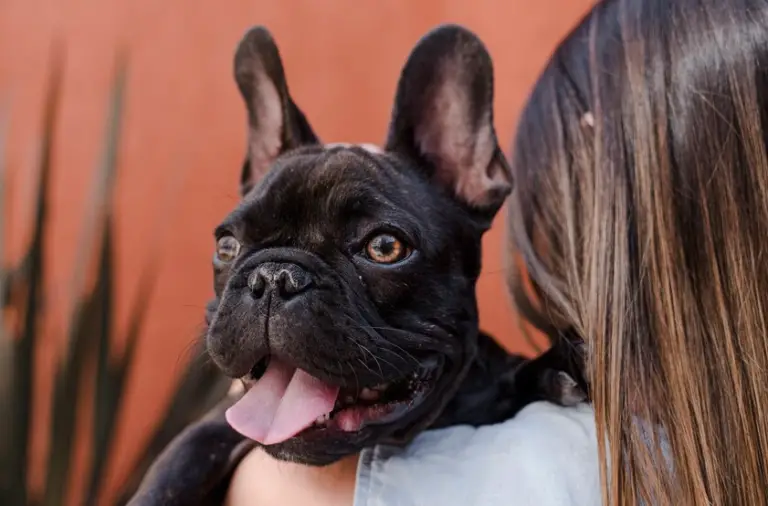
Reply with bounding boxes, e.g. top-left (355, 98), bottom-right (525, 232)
top-left (248, 262), bottom-right (313, 299)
